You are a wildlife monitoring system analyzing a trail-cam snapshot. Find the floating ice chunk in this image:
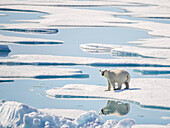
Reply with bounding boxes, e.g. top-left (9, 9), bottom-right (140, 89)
top-left (46, 78), bottom-right (170, 108)
top-left (80, 43), bottom-right (117, 54)
top-left (0, 101), bottom-right (137, 128)
top-left (0, 101), bottom-right (38, 127)
top-left (0, 66), bottom-right (89, 80)
top-left (111, 46), bottom-right (170, 59)
top-left (75, 111), bottom-right (104, 127)
top-left (80, 43), bottom-right (170, 59)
